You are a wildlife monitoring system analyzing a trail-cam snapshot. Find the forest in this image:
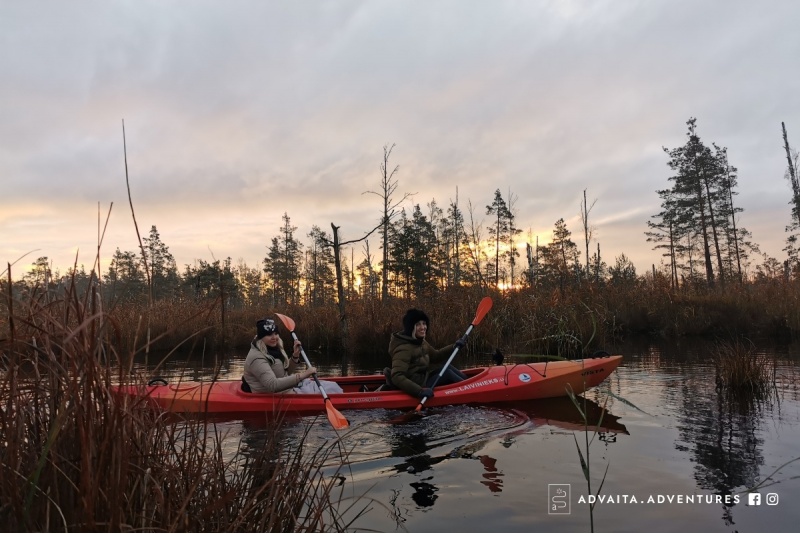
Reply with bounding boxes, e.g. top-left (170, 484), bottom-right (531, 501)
top-left (3, 119), bottom-right (800, 358)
